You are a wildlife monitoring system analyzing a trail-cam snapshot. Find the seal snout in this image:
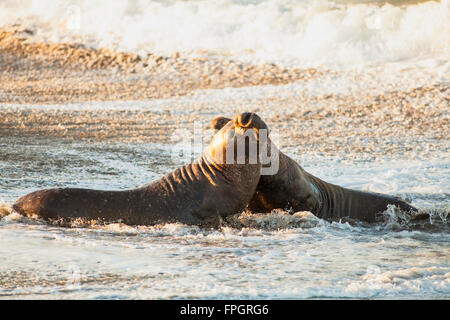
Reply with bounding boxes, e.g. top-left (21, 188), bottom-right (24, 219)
top-left (234, 112), bottom-right (268, 131)
top-left (235, 112), bottom-right (253, 128)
